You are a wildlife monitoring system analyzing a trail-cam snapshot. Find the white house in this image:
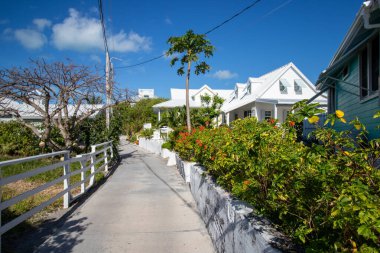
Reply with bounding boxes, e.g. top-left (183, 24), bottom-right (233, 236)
top-left (0, 98), bottom-right (104, 123)
top-left (153, 84), bottom-right (233, 121)
top-left (138, 89), bottom-right (155, 99)
top-left (221, 62), bottom-right (327, 124)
